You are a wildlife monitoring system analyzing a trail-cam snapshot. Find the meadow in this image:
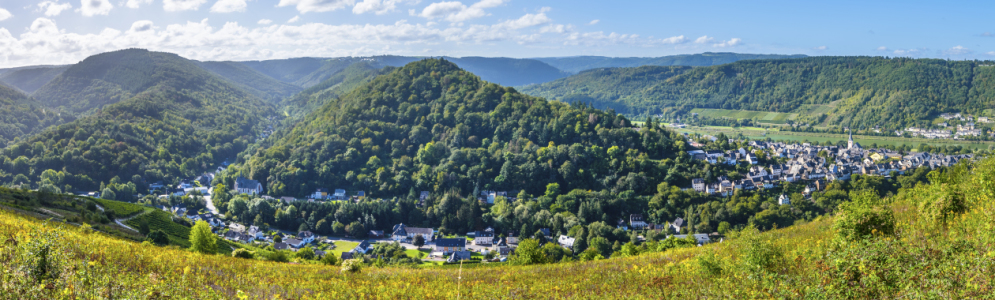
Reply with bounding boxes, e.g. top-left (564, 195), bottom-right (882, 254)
top-left (2, 157), bottom-right (994, 298)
